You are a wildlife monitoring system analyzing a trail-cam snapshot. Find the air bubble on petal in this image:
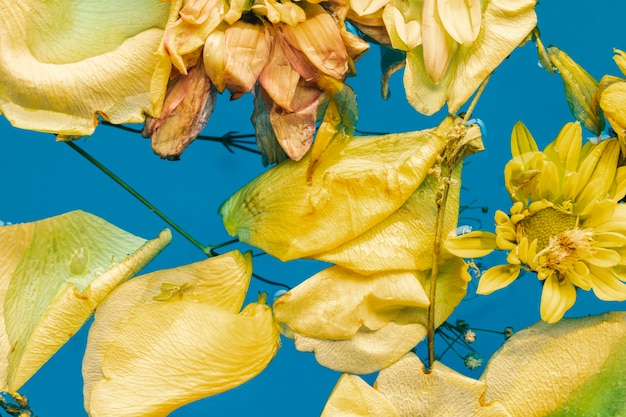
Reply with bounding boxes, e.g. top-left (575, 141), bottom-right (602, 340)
top-left (273, 289), bottom-right (288, 304)
top-left (454, 225), bottom-right (473, 236)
